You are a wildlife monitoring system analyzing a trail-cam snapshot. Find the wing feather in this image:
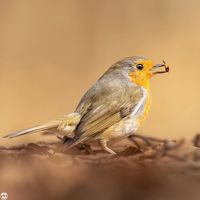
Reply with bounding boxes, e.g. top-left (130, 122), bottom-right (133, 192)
top-left (74, 86), bottom-right (145, 140)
